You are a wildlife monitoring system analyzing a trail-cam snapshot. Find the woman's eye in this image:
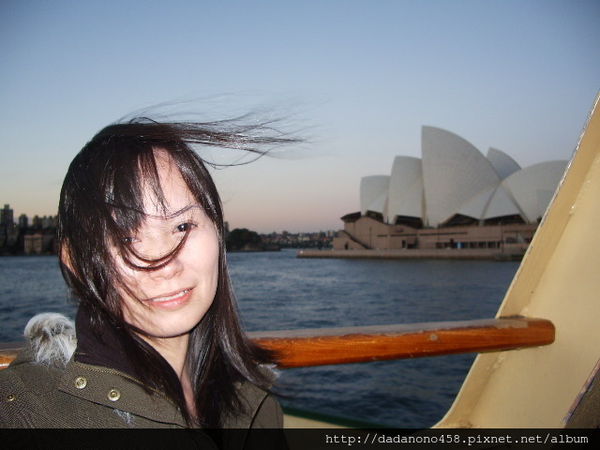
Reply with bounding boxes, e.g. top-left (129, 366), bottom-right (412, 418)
top-left (121, 236), bottom-right (138, 244)
top-left (176, 222), bottom-right (196, 233)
